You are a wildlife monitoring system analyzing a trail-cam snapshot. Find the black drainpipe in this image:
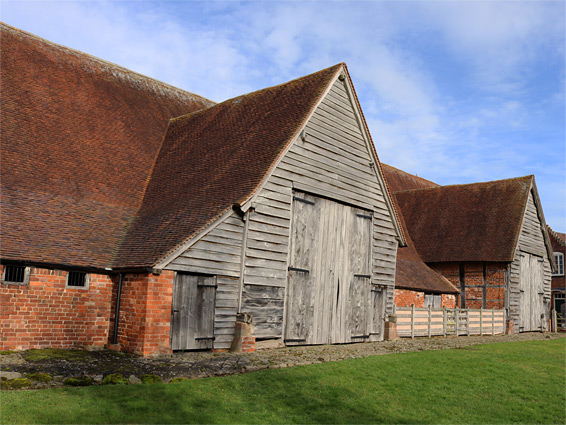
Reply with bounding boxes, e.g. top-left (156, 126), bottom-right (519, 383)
top-left (112, 273), bottom-right (123, 345)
